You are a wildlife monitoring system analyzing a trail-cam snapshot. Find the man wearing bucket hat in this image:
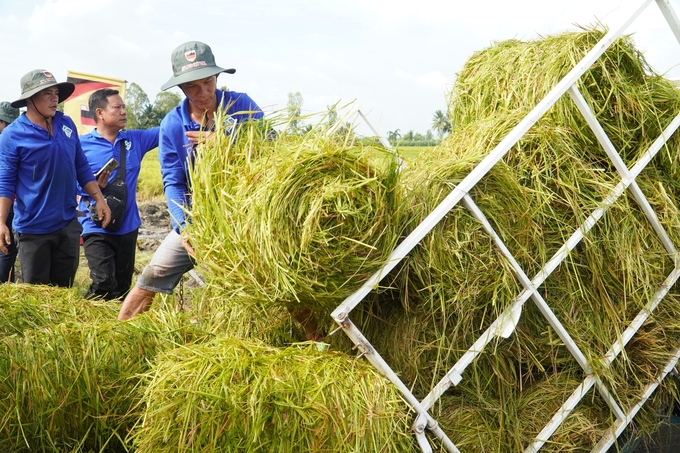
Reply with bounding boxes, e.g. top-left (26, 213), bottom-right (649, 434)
top-left (0, 102), bottom-right (19, 133)
top-left (0, 101), bottom-right (19, 283)
top-left (0, 69), bottom-right (111, 287)
top-left (118, 41), bottom-right (265, 320)
top-left (117, 42), bottom-right (322, 340)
